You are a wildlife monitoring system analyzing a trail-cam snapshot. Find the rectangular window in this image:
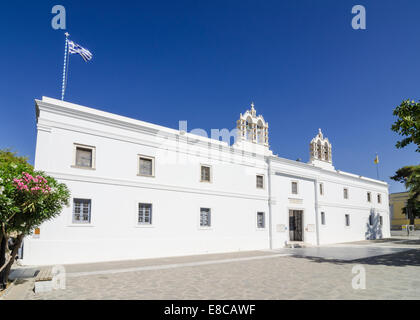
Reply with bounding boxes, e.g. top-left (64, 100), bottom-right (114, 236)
top-left (138, 155), bottom-right (154, 177)
top-left (380, 216), bottom-right (383, 226)
top-left (343, 188), bottom-right (349, 199)
top-left (319, 183), bottom-right (324, 195)
top-left (257, 212), bottom-right (265, 228)
top-left (138, 203), bottom-right (152, 225)
top-left (345, 214), bottom-right (350, 226)
top-left (200, 208), bottom-right (211, 227)
top-left (367, 192), bottom-right (371, 202)
top-left (321, 212), bottom-right (326, 225)
top-left (201, 165), bottom-right (211, 182)
top-left (369, 214), bottom-right (373, 226)
top-left (75, 145), bottom-right (94, 168)
top-left (256, 175), bottom-right (264, 189)
top-left (291, 181), bottom-right (298, 194)
top-left (377, 194), bottom-right (381, 203)
top-left (73, 199), bottom-right (91, 224)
